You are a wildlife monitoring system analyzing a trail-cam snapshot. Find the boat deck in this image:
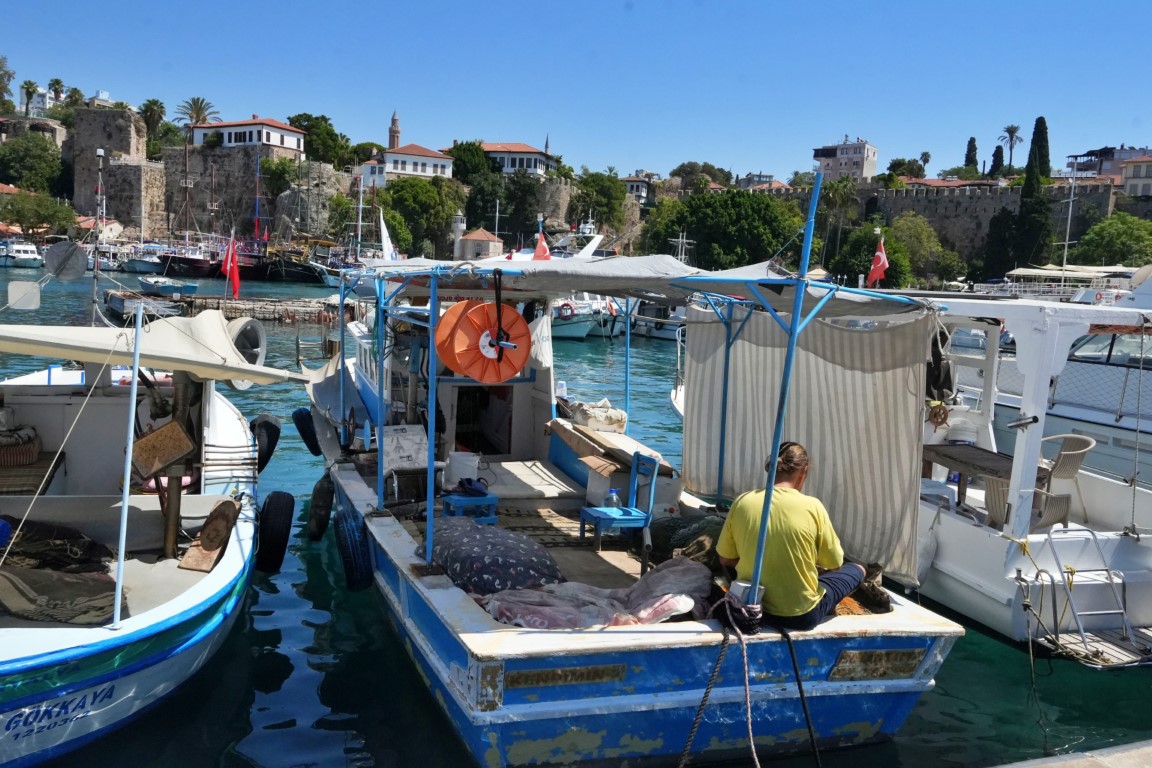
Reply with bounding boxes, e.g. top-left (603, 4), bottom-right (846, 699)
top-left (1035, 627), bottom-right (1152, 668)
